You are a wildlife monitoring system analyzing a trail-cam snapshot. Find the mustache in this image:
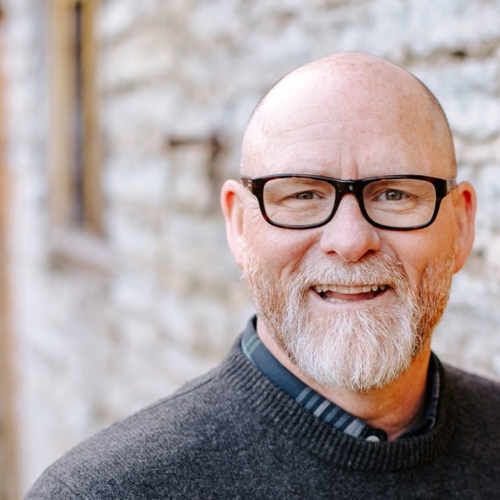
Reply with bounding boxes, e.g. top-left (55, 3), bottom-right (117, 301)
top-left (290, 252), bottom-right (409, 290)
